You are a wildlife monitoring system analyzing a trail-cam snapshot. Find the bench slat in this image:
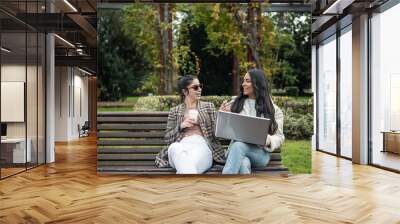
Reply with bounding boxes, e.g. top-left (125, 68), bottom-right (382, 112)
top-left (97, 139), bottom-right (165, 146)
top-left (98, 112), bottom-right (168, 117)
top-left (97, 165), bottom-right (288, 174)
top-left (97, 124), bottom-right (166, 131)
top-left (98, 154), bottom-right (156, 160)
top-left (98, 153), bottom-right (281, 161)
top-left (98, 145), bottom-right (280, 153)
top-left (98, 147), bottom-right (162, 154)
top-left (97, 160), bottom-right (283, 166)
top-left (98, 161), bottom-right (156, 166)
top-left (97, 117), bottom-right (168, 123)
top-left (97, 131), bottom-right (165, 138)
